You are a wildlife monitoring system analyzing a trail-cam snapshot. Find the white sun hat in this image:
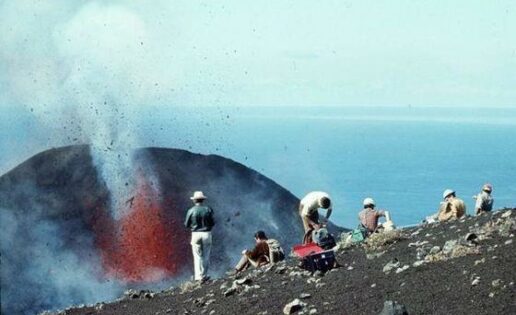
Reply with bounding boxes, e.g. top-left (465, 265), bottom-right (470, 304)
top-left (190, 191), bottom-right (207, 200)
top-left (442, 189), bottom-right (455, 200)
top-left (363, 197), bottom-right (375, 207)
